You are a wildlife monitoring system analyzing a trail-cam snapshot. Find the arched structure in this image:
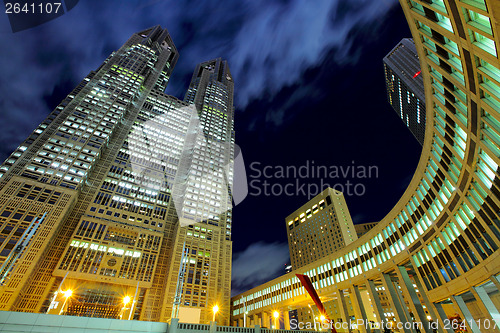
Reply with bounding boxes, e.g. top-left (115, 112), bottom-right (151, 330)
top-left (230, 1), bottom-right (500, 332)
